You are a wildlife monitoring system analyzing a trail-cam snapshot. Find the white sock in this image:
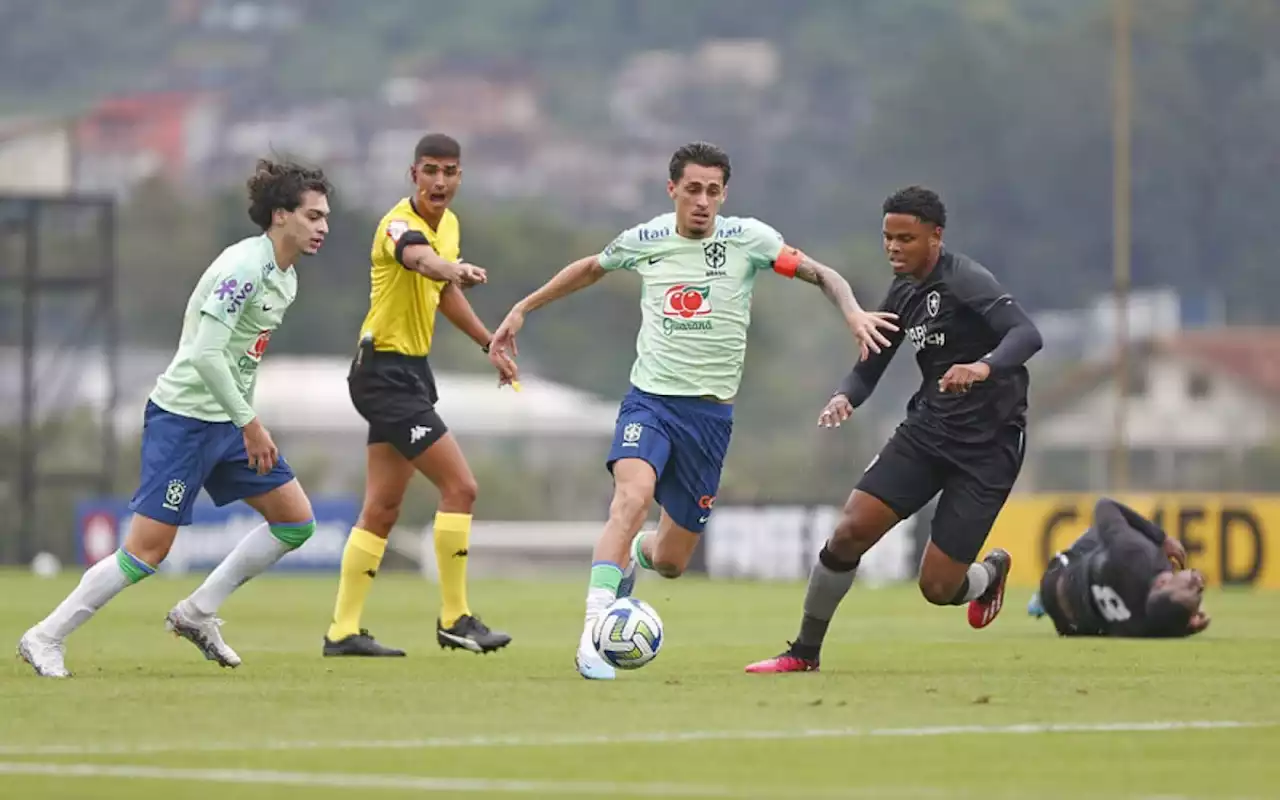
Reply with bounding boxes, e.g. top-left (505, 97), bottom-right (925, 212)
top-left (187, 523), bottom-right (291, 616)
top-left (37, 550), bottom-right (146, 641)
top-left (961, 561), bottom-right (992, 602)
top-left (585, 587), bottom-right (615, 626)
